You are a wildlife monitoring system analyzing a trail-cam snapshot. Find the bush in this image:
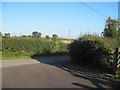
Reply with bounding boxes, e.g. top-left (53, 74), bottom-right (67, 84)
top-left (69, 37), bottom-right (114, 72)
top-left (2, 37), bottom-right (51, 52)
top-left (80, 34), bottom-right (118, 49)
top-left (2, 37), bottom-right (69, 59)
